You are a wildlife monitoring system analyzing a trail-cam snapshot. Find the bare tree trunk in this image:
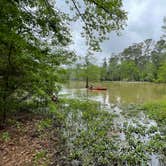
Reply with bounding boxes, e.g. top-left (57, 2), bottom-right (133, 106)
top-left (85, 76), bottom-right (89, 88)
